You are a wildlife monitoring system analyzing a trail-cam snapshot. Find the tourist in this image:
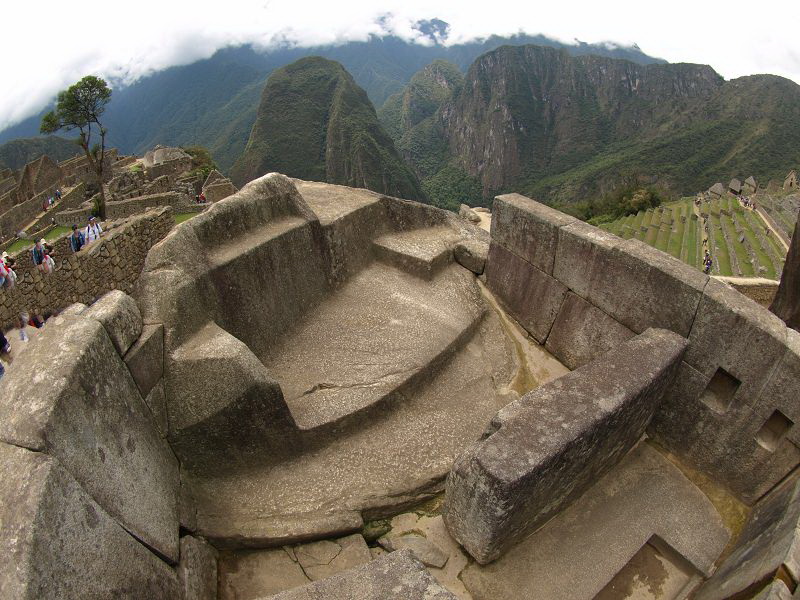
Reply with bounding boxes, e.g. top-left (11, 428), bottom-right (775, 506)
top-left (69, 224), bottom-right (85, 253)
top-left (199, 191), bottom-right (207, 203)
top-left (85, 216), bottom-right (102, 244)
top-left (0, 330), bottom-right (10, 355)
top-left (703, 255), bottom-right (713, 275)
top-left (55, 188), bottom-right (62, 201)
top-left (2, 252), bottom-right (17, 288)
top-left (0, 258), bottom-right (7, 288)
top-left (30, 239), bottom-right (46, 271)
top-left (18, 313), bottom-right (29, 342)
